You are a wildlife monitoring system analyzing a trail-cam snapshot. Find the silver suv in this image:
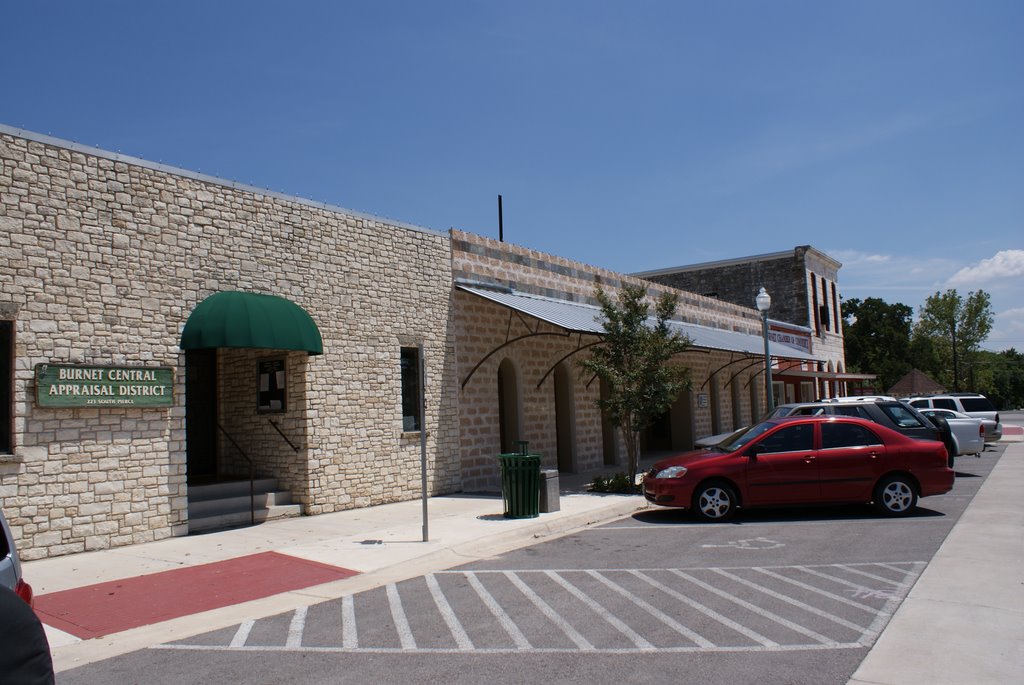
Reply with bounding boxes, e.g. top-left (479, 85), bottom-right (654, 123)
top-left (905, 392), bottom-right (999, 420)
top-left (905, 393), bottom-right (1002, 440)
top-left (1, 508), bottom-right (33, 606)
